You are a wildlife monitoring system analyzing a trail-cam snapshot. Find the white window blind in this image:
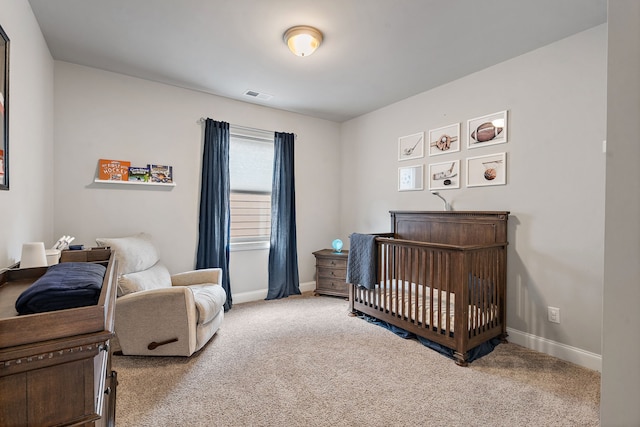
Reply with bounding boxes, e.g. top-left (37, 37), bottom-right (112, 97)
top-left (229, 126), bottom-right (274, 249)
